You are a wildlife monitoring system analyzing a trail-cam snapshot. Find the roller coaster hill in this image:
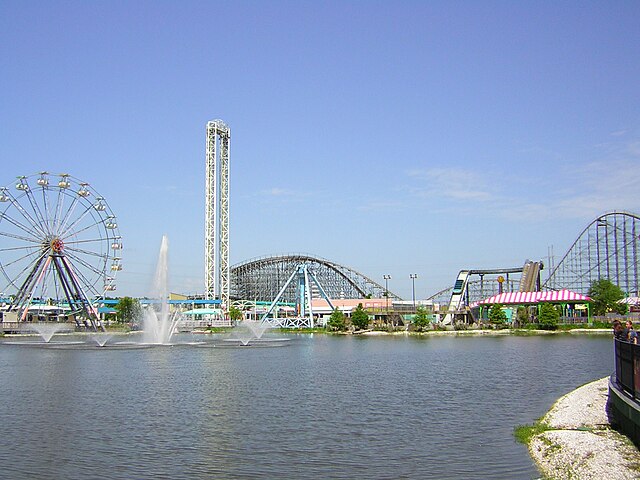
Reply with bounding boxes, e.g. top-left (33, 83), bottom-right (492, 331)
top-left (428, 211), bottom-right (640, 325)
